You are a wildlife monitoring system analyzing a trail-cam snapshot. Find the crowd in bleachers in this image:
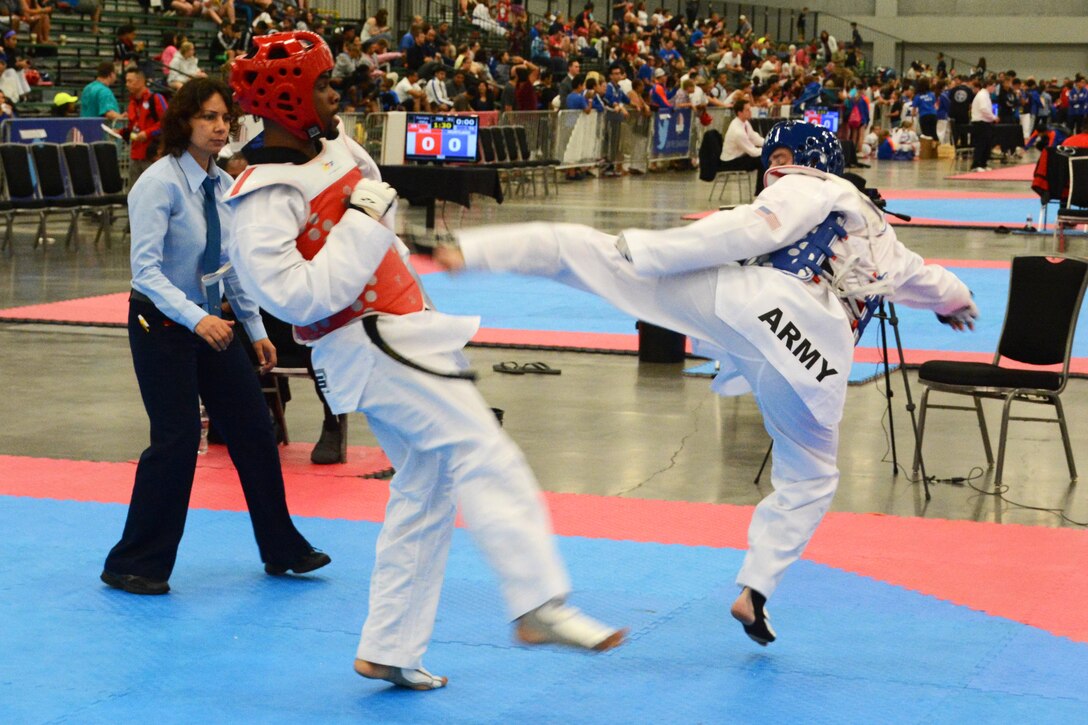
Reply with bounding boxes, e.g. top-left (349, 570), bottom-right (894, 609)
top-left (2, 0), bottom-right (1087, 174)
